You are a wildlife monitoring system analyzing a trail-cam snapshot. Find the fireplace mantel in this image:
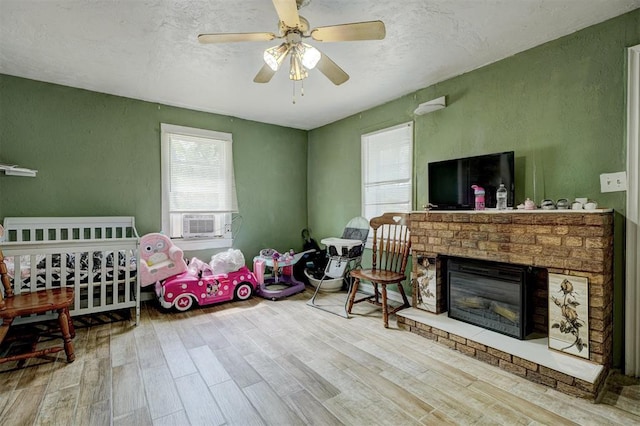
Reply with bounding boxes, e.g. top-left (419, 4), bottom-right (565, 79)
top-left (398, 209), bottom-right (614, 399)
